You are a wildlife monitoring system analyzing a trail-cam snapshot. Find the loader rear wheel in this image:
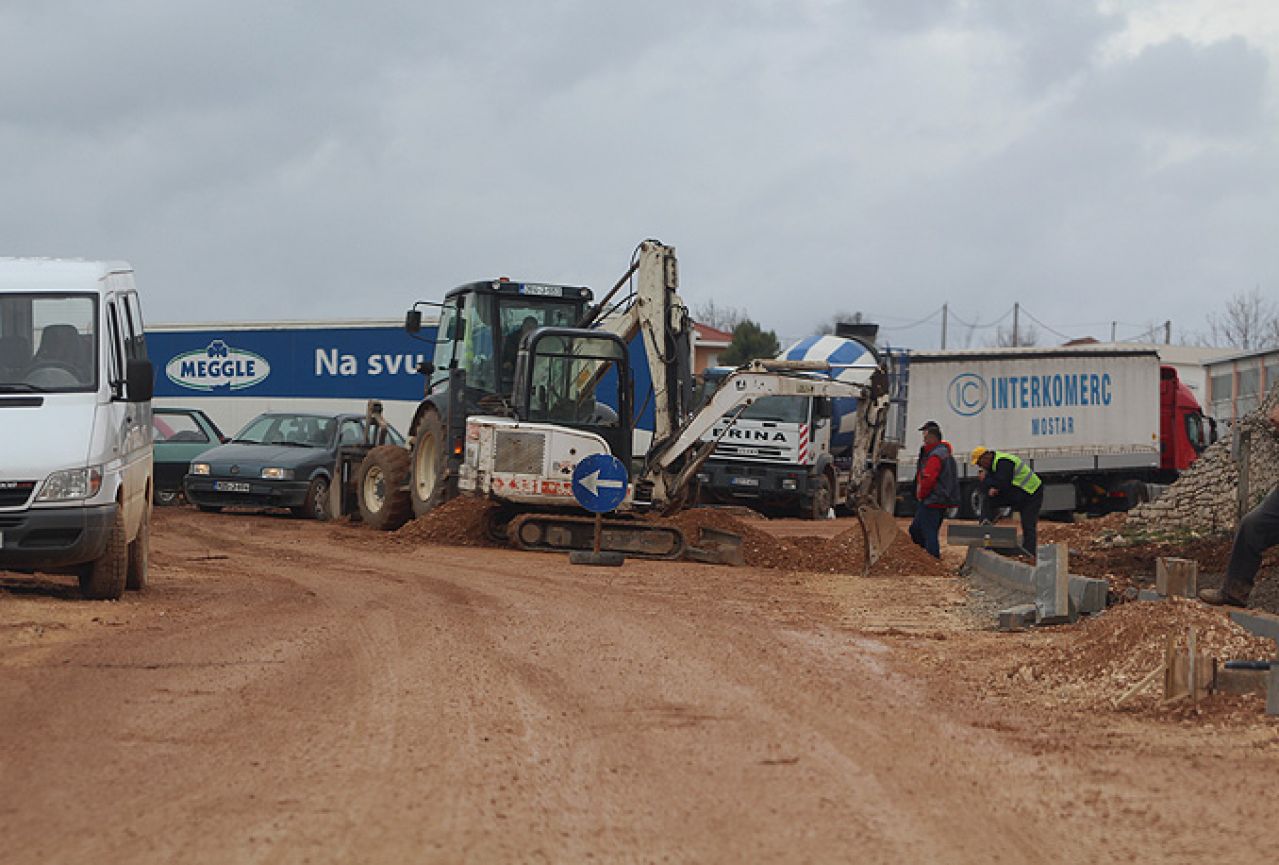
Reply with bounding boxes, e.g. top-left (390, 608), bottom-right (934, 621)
top-left (358, 445), bottom-right (412, 531)
top-left (410, 410), bottom-right (453, 517)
